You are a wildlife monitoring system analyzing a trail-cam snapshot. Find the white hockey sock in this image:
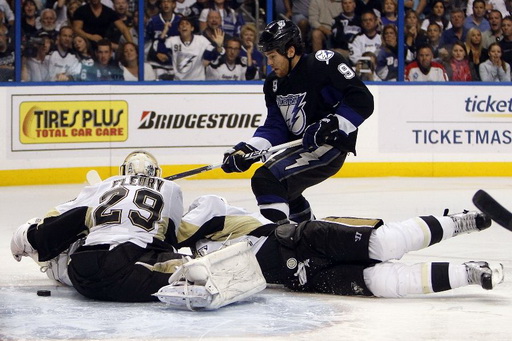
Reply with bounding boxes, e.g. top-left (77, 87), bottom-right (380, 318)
top-left (364, 262), bottom-right (468, 298)
top-left (368, 216), bottom-right (456, 261)
top-left (259, 202), bottom-right (290, 224)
